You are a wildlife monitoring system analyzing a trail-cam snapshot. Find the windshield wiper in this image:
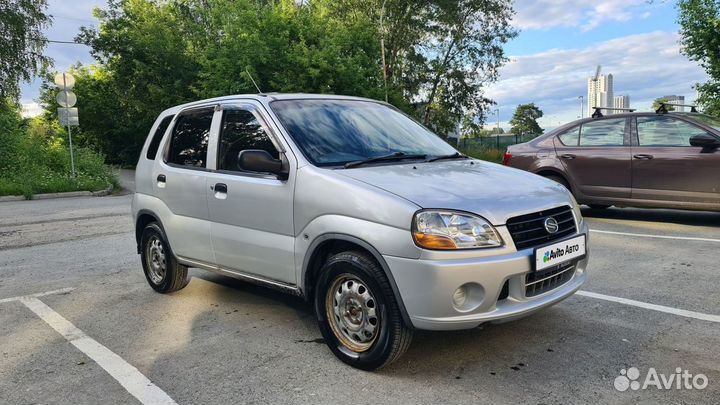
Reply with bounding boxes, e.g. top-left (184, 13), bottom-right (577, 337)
top-left (344, 152), bottom-right (427, 169)
top-left (426, 152), bottom-right (469, 162)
